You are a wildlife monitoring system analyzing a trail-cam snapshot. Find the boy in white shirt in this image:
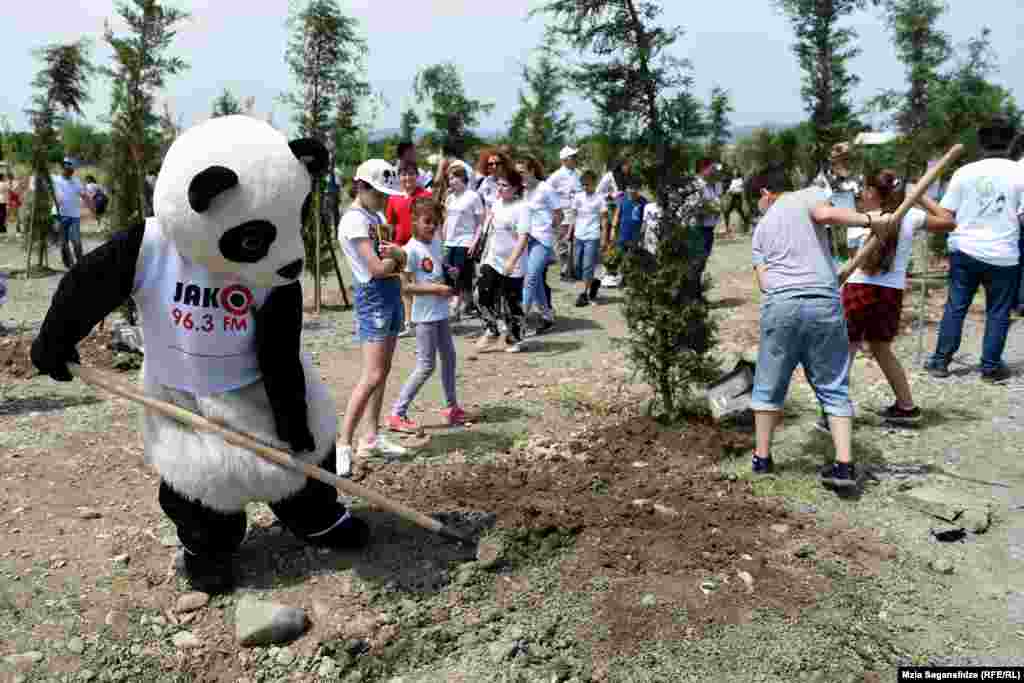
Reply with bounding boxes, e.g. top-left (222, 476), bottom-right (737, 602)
top-left (569, 170), bottom-right (608, 307)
